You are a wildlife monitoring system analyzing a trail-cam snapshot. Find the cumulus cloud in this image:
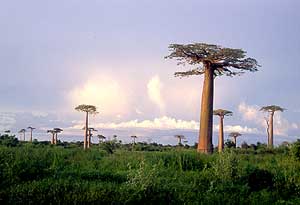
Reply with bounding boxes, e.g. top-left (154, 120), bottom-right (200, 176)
top-left (71, 116), bottom-right (198, 130)
top-left (69, 76), bottom-right (129, 117)
top-left (147, 76), bottom-right (165, 112)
